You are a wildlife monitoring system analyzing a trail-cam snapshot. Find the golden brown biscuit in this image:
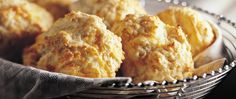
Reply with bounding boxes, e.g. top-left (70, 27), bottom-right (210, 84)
top-left (157, 7), bottom-right (215, 57)
top-left (71, 0), bottom-right (146, 28)
top-left (23, 12), bottom-right (124, 78)
top-left (0, 0), bottom-right (53, 61)
top-left (28, 0), bottom-right (74, 20)
top-left (112, 14), bottom-right (194, 83)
